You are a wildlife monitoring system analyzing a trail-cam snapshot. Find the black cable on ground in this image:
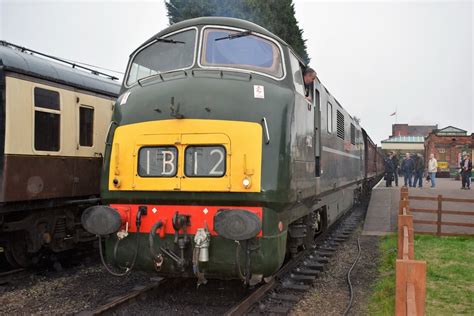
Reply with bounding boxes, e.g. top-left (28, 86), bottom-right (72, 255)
top-left (343, 237), bottom-right (362, 316)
